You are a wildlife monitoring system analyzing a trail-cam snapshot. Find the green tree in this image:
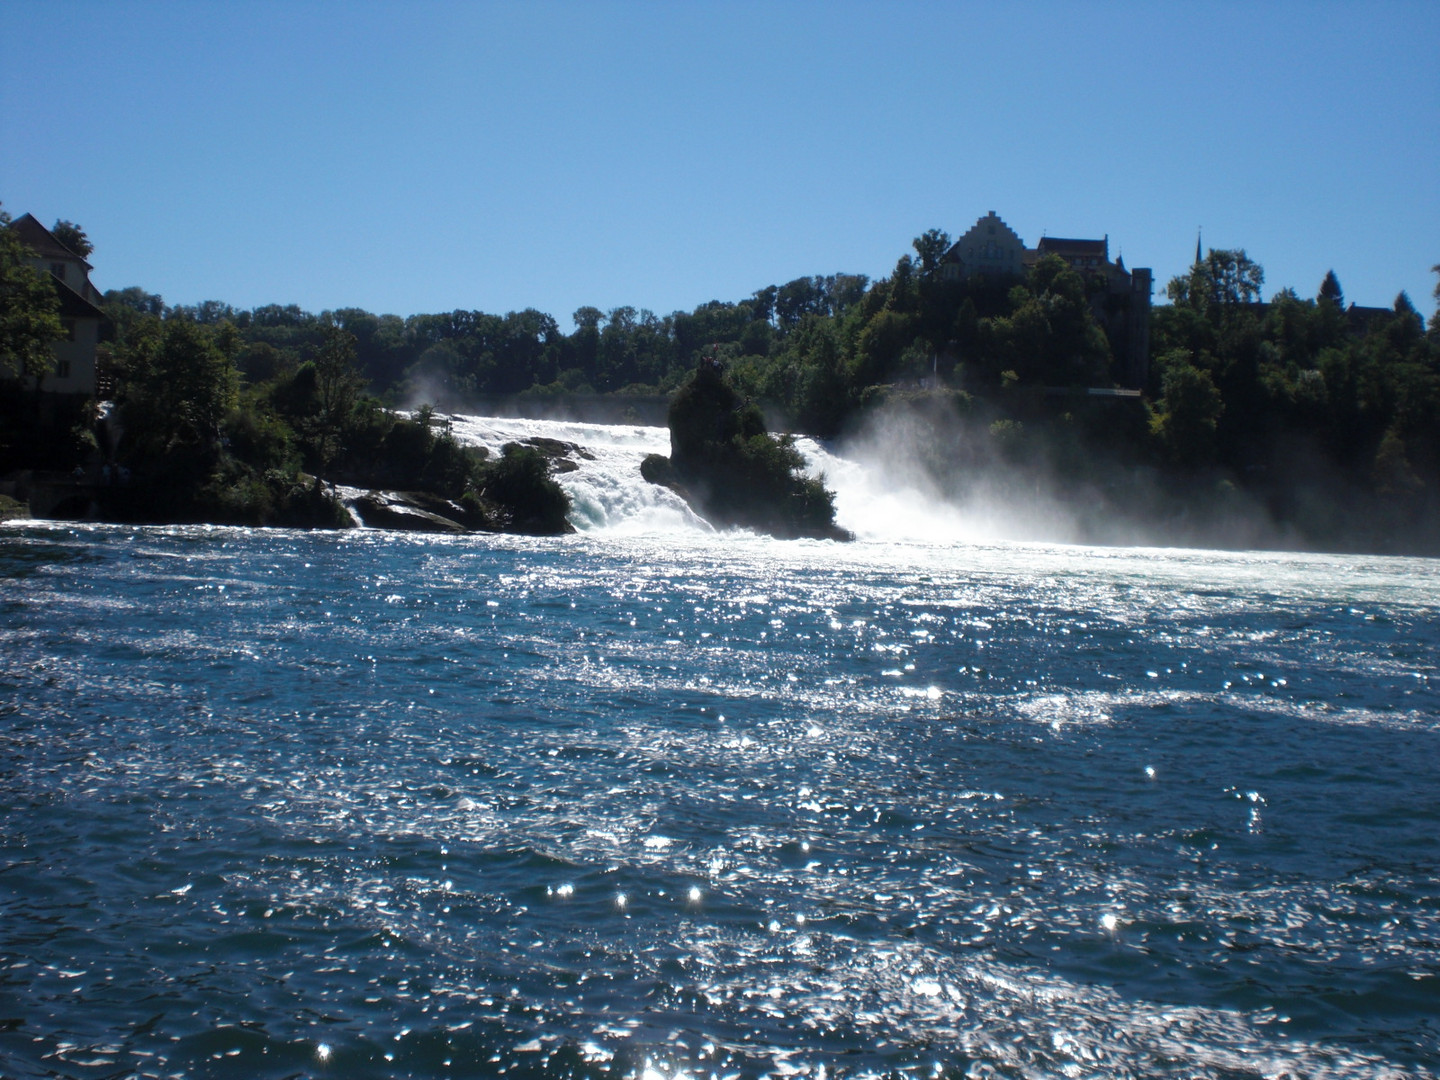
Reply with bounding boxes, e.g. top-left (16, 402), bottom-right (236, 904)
top-left (1373, 426), bottom-right (1423, 496)
top-left (788, 316), bottom-right (849, 435)
top-left (1149, 352), bottom-right (1225, 466)
top-left (912, 229), bottom-right (951, 280)
top-left (313, 324), bottom-right (363, 421)
top-left (1166, 248), bottom-right (1265, 319)
top-left (1318, 269), bottom-right (1344, 309)
top-left (886, 255), bottom-right (918, 313)
top-left (0, 209), bottom-right (63, 380)
top-left (117, 317), bottom-right (239, 466)
top-left (306, 323), bottom-right (365, 472)
top-left (50, 220), bottom-right (93, 258)
top-left (851, 307), bottom-right (918, 388)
